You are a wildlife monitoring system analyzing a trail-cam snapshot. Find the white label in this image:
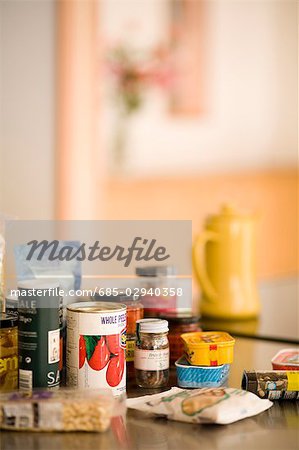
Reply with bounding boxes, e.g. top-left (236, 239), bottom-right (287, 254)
top-left (66, 309), bottom-right (126, 396)
top-left (48, 329), bottom-right (60, 364)
top-left (3, 403), bottom-right (34, 429)
top-left (134, 348), bottom-right (169, 371)
top-left (19, 369), bottom-right (33, 391)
